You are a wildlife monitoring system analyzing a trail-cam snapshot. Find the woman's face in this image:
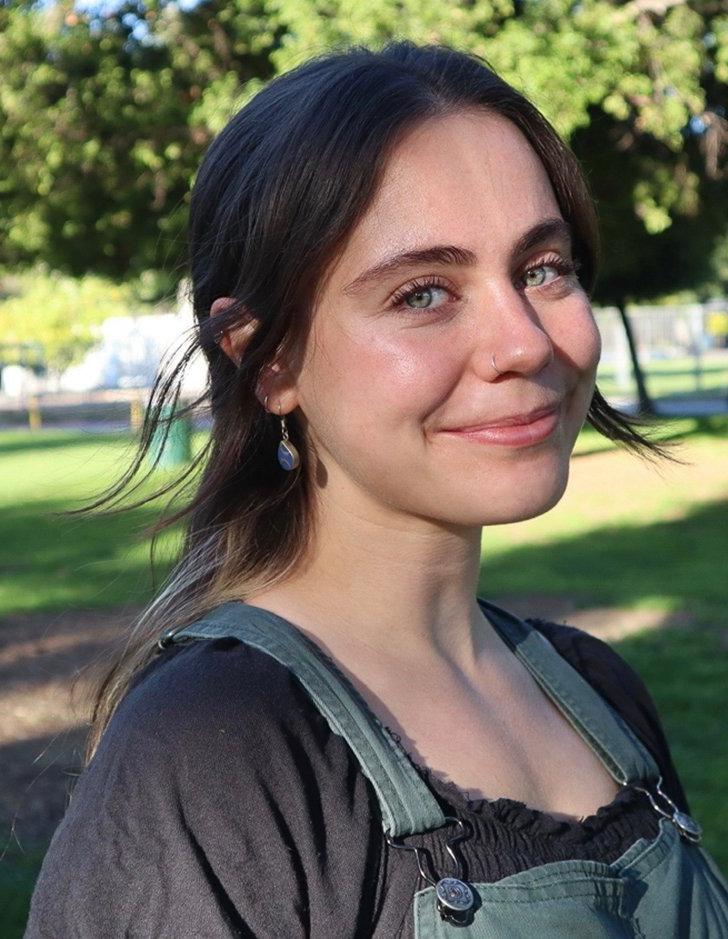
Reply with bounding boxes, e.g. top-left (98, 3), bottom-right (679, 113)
top-left (288, 108), bottom-right (601, 527)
